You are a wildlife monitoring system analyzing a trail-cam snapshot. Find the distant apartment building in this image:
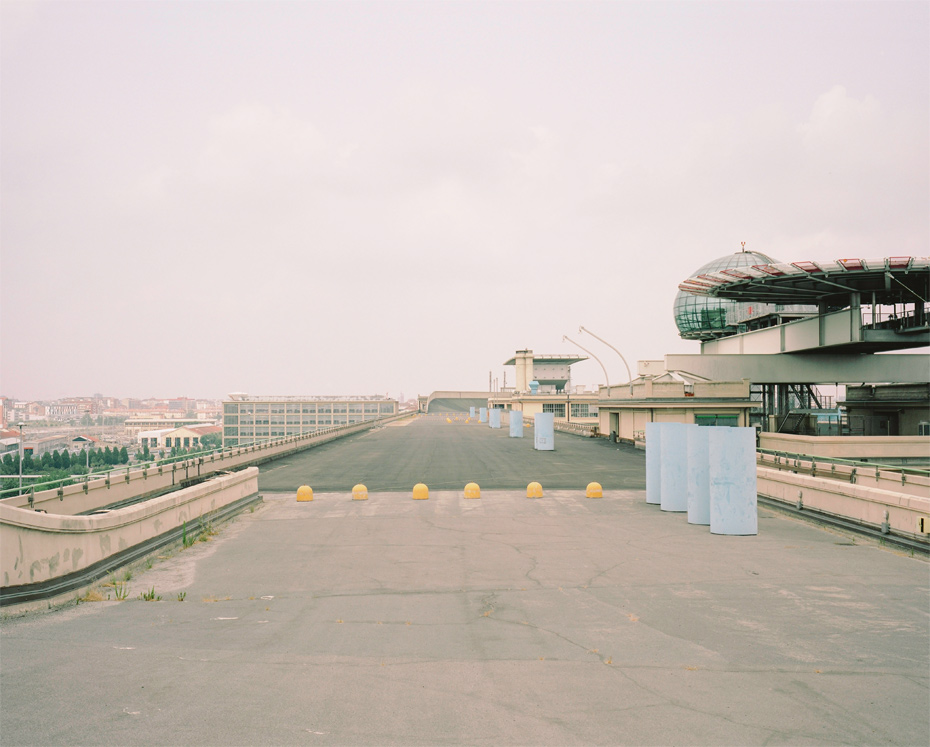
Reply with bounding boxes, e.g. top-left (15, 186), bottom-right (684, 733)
top-left (222, 394), bottom-right (398, 447)
top-left (46, 398), bottom-right (97, 419)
